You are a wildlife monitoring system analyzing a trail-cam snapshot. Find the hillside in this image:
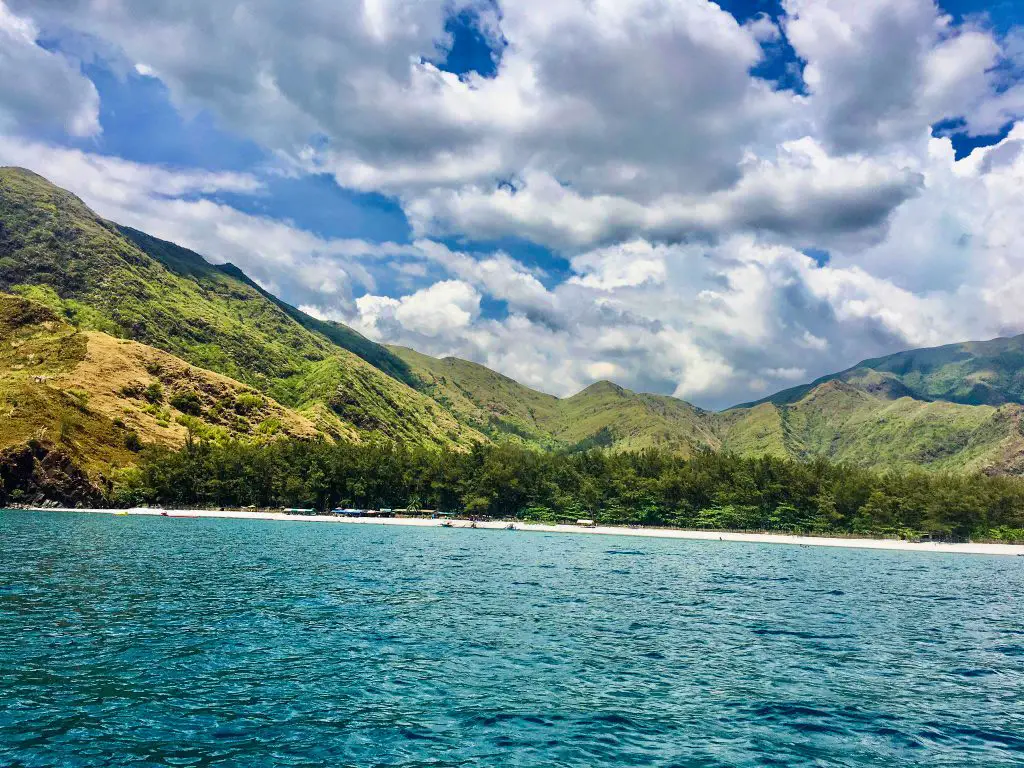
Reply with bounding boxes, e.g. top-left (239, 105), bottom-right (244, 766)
top-left (0, 167), bottom-right (481, 450)
top-left (388, 346), bottom-right (563, 444)
top-left (719, 380), bottom-right (1024, 473)
top-left (392, 348), bottom-right (721, 454)
top-left (0, 292), bottom-right (329, 503)
top-left (740, 335), bottom-right (1024, 408)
